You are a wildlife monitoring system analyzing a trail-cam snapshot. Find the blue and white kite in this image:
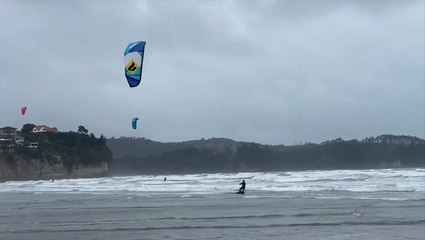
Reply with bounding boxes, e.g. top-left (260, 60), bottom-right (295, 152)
top-left (132, 117), bottom-right (139, 129)
top-left (124, 41), bottom-right (146, 88)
